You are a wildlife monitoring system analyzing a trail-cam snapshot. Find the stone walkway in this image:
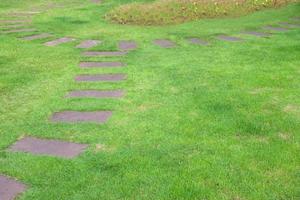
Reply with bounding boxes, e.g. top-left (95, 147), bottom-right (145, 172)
top-left (0, 6), bottom-right (299, 199)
